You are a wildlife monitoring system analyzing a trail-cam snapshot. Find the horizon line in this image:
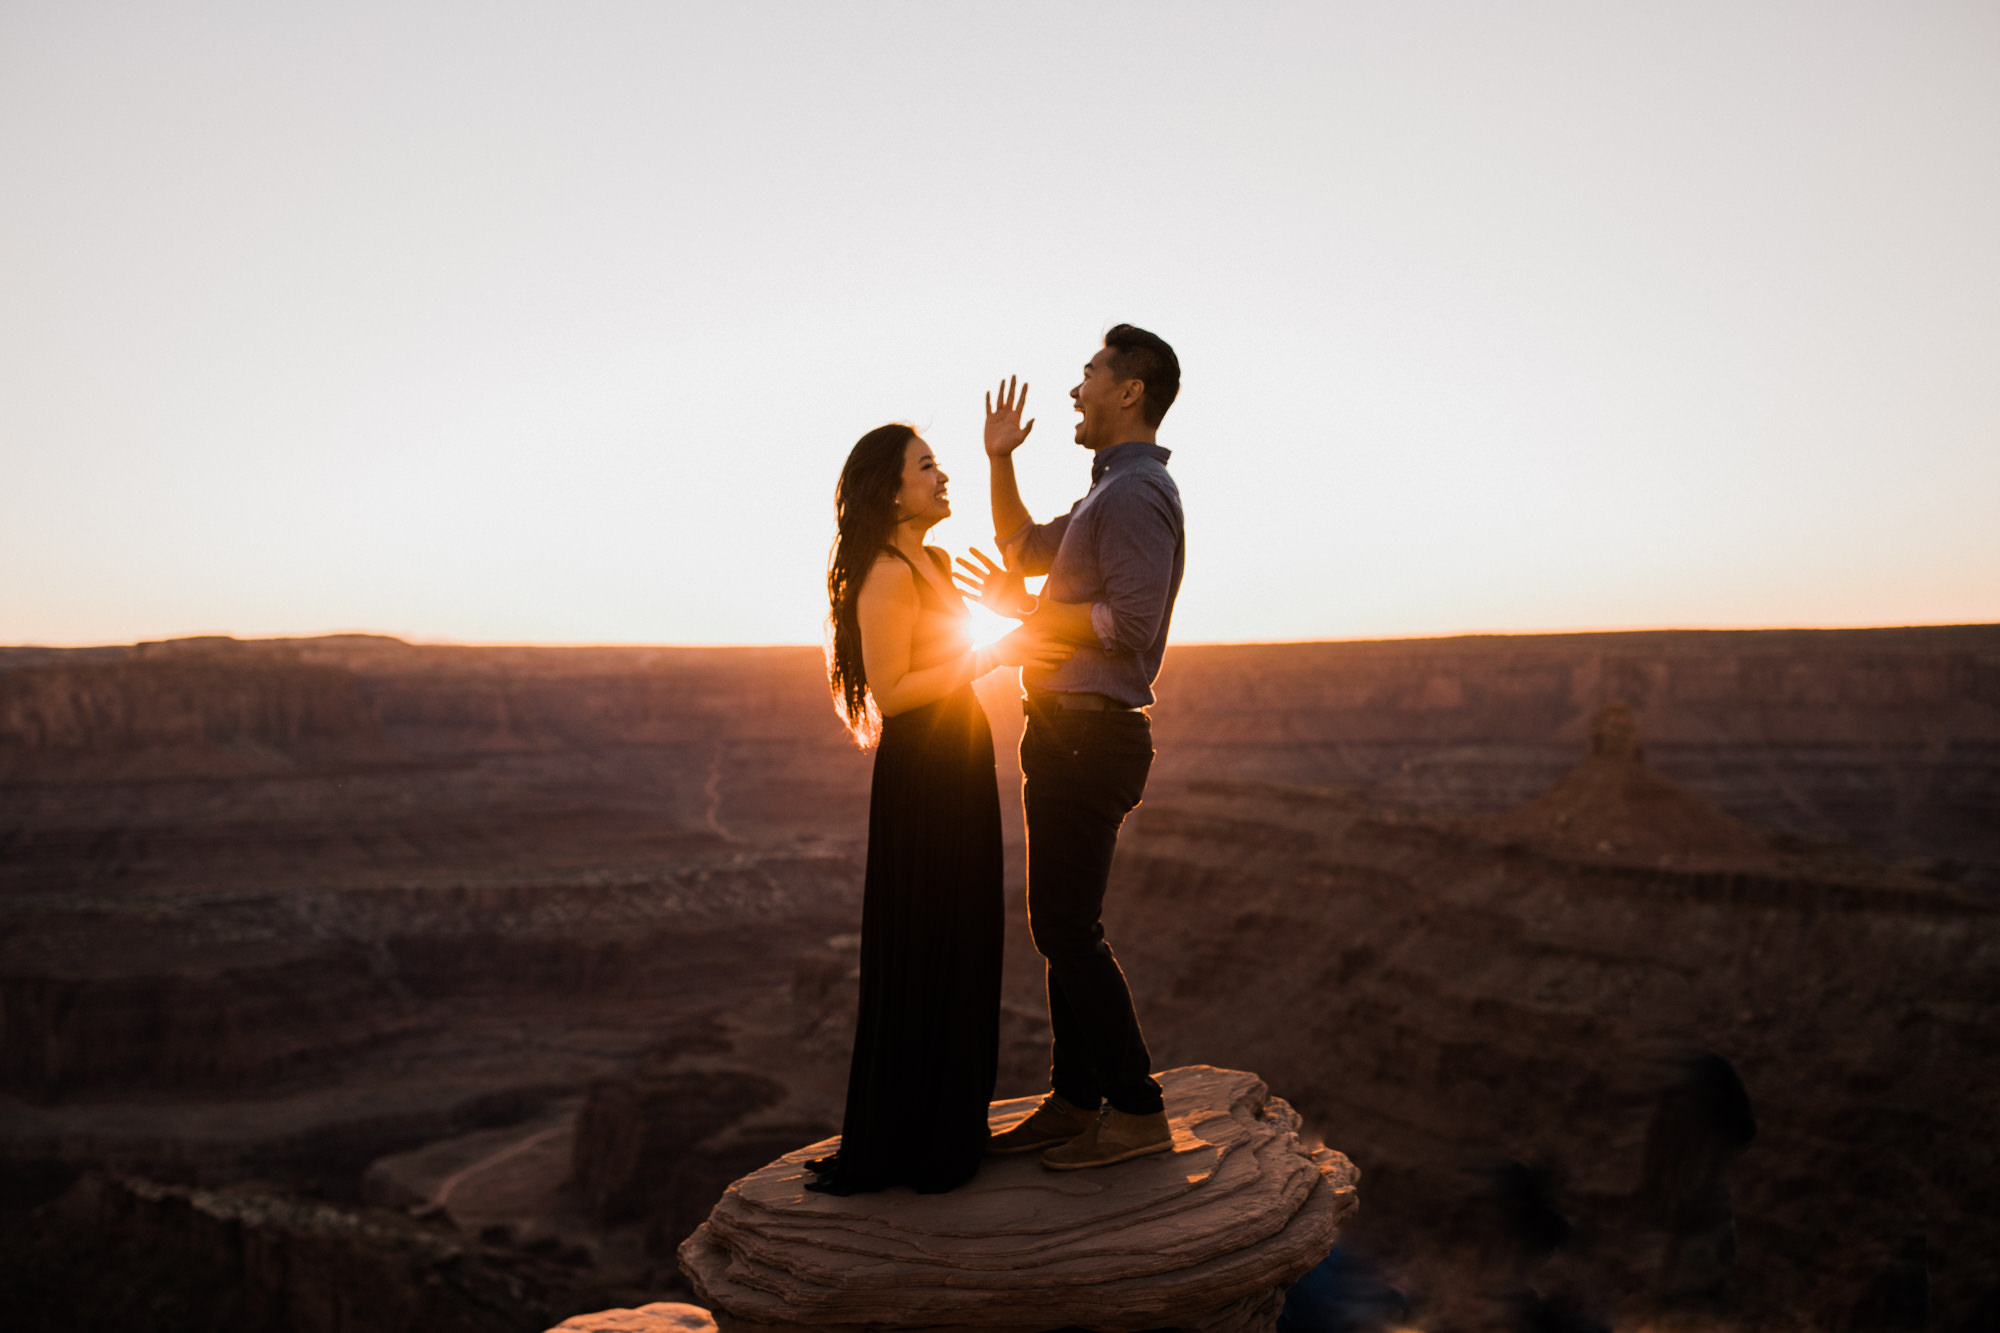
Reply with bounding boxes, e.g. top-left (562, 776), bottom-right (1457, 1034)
top-left (6, 618), bottom-right (1998, 653)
